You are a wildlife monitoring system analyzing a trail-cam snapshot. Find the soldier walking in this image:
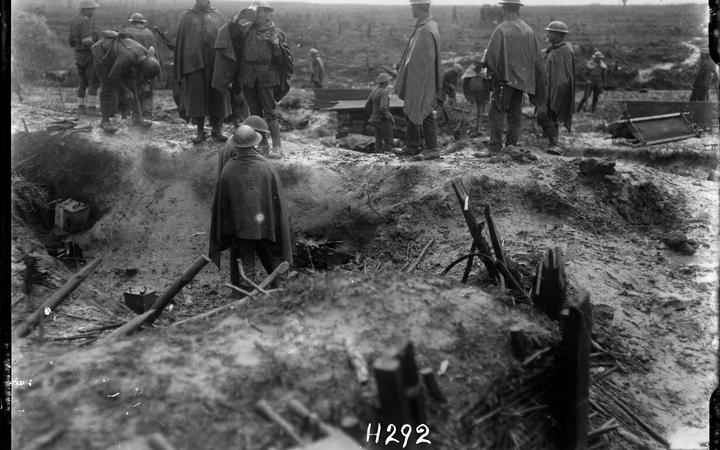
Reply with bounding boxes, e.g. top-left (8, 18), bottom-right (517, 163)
top-left (122, 13), bottom-right (158, 118)
top-left (537, 21), bottom-right (575, 153)
top-left (483, 0), bottom-right (544, 151)
top-left (577, 50), bottom-right (607, 113)
top-left (310, 48), bottom-right (327, 88)
top-left (68, 0), bottom-right (100, 112)
top-left (231, 0), bottom-right (292, 158)
top-left (175, 0), bottom-right (231, 143)
top-left (394, 0), bottom-right (441, 161)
